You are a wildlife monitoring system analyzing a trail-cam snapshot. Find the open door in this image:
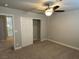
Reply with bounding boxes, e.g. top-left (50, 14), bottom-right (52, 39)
top-left (0, 15), bottom-right (7, 40)
top-left (0, 15), bottom-right (14, 50)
